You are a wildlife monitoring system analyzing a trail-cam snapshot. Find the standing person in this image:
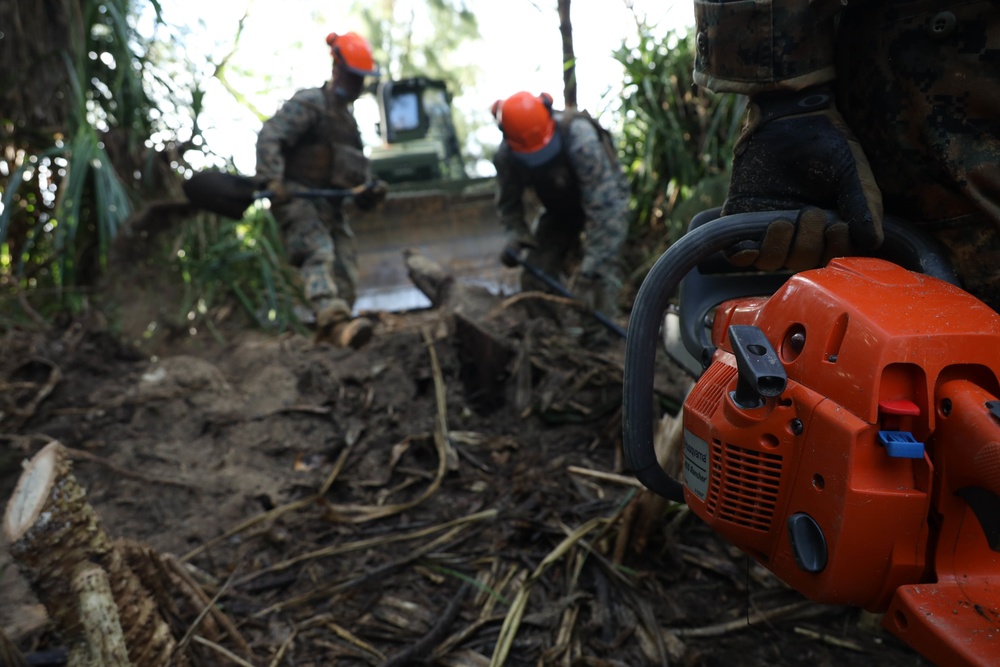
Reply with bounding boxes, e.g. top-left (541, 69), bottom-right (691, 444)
top-left (255, 31), bottom-right (387, 348)
top-left (692, 0), bottom-right (1000, 310)
top-left (492, 91), bottom-right (630, 342)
